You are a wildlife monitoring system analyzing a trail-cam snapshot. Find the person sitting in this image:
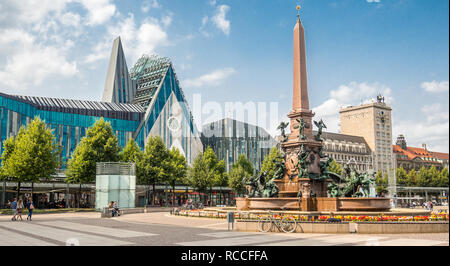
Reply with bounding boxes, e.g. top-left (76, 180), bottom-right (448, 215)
top-left (108, 201), bottom-right (117, 217)
top-left (113, 201), bottom-right (120, 217)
